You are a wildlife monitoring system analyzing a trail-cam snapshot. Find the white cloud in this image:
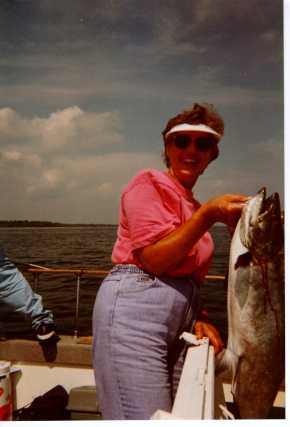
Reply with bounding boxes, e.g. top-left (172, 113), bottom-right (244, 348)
top-left (0, 107), bottom-right (28, 139)
top-left (0, 104), bottom-right (283, 221)
top-left (0, 106), bottom-right (124, 154)
top-left (0, 106), bottom-right (163, 222)
top-left (0, 150), bottom-right (163, 223)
